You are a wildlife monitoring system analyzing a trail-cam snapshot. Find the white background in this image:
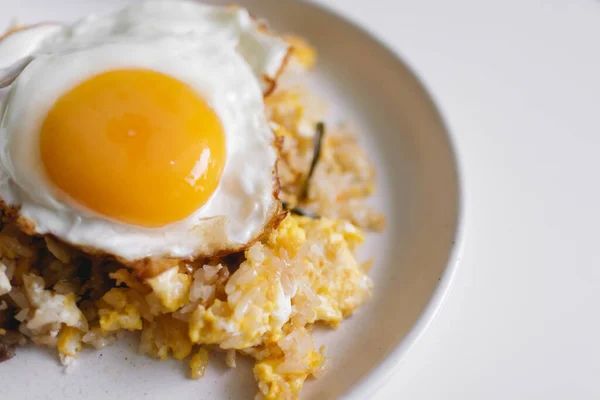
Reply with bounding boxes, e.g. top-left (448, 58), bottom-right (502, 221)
top-left (323, 0), bottom-right (600, 399)
top-left (2, 1), bottom-right (599, 399)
